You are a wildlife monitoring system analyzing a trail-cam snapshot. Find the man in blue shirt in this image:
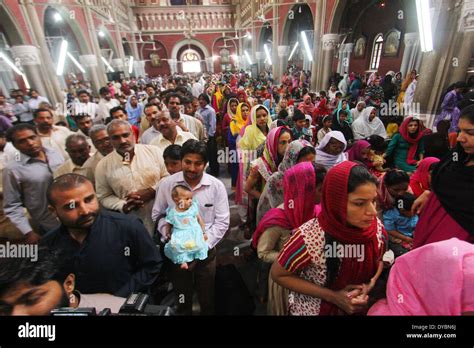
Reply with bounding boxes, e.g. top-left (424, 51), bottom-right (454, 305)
top-left (42, 174), bottom-right (162, 297)
top-left (198, 93), bottom-right (219, 177)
